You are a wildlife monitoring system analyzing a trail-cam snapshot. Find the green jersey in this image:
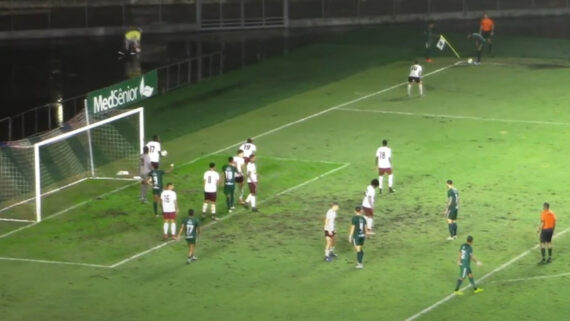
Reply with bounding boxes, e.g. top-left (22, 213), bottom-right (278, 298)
top-left (181, 217), bottom-right (200, 240)
top-left (351, 215), bottom-right (367, 238)
top-left (470, 33), bottom-right (487, 43)
top-left (459, 243), bottom-right (473, 267)
top-left (222, 164), bottom-right (238, 186)
top-left (424, 26), bottom-right (435, 43)
top-left (447, 187), bottom-right (459, 210)
top-left (149, 169), bottom-right (165, 190)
